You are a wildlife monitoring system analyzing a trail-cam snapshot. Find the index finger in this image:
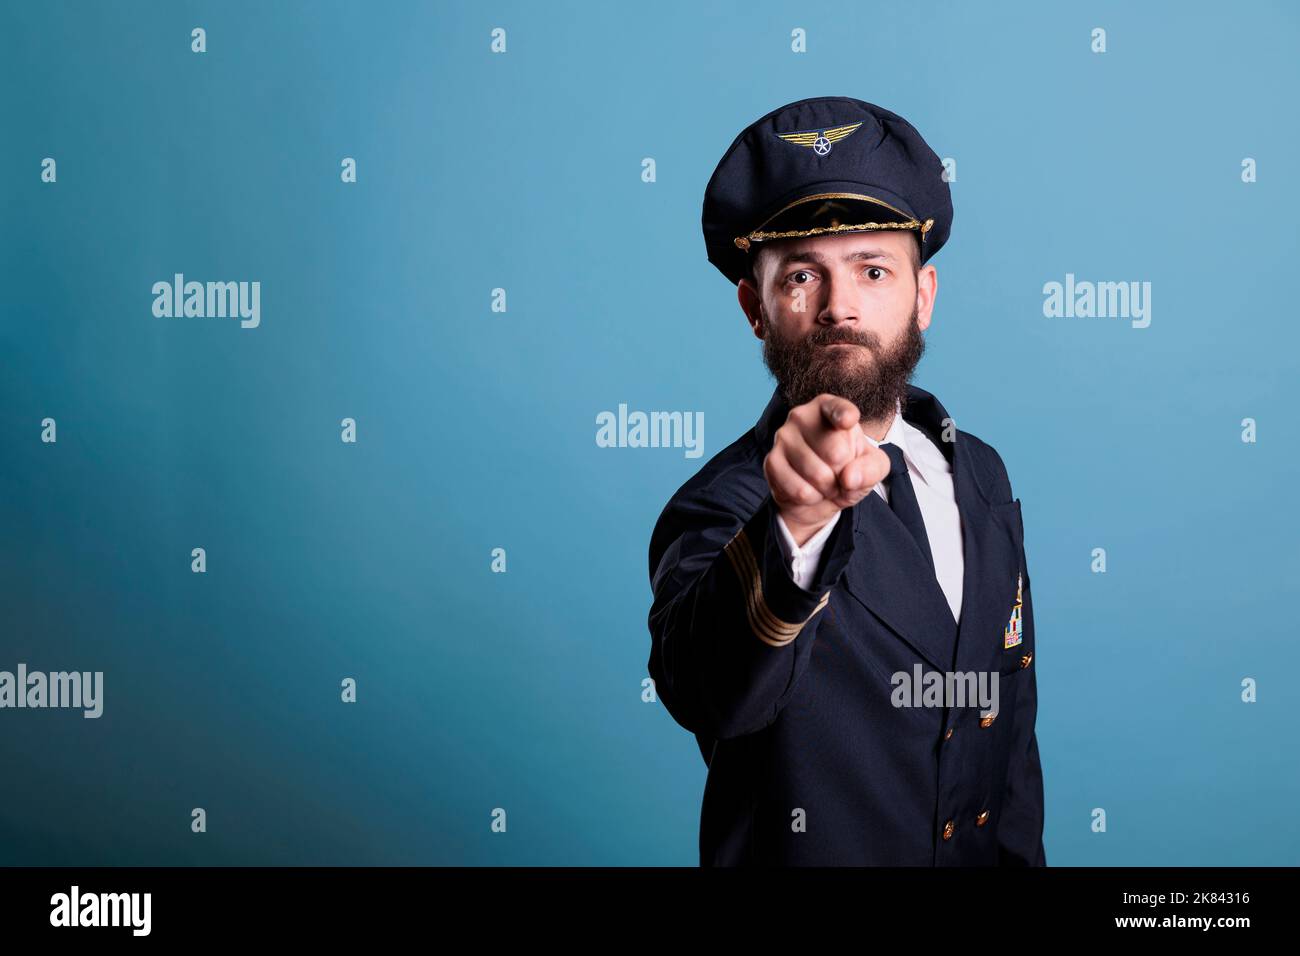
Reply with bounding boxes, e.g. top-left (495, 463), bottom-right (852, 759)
top-left (819, 395), bottom-right (860, 431)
